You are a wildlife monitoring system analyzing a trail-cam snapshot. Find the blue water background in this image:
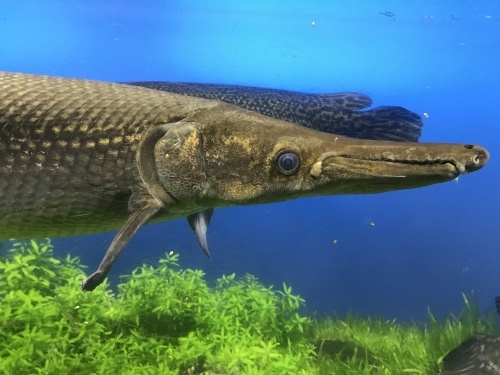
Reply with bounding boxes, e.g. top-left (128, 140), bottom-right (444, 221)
top-left (1, 0), bottom-right (499, 321)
